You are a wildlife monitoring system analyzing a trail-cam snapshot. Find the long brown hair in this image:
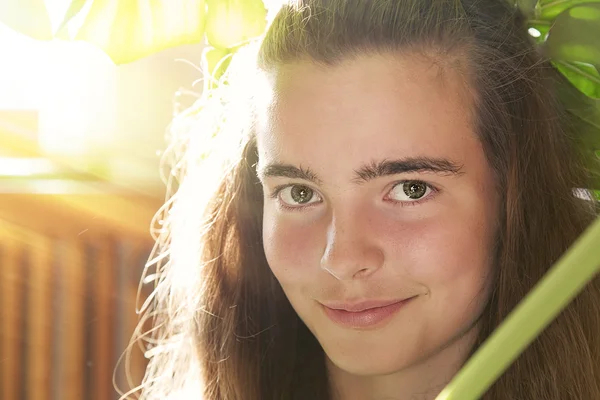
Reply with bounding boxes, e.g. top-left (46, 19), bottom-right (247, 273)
top-left (126, 1), bottom-right (600, 399)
